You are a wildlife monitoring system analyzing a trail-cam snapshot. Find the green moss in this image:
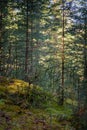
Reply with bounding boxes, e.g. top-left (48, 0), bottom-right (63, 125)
top-left (0, 77), bottom-right (73, 130)
top-left (65, 98), bottom-right (77, 106)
